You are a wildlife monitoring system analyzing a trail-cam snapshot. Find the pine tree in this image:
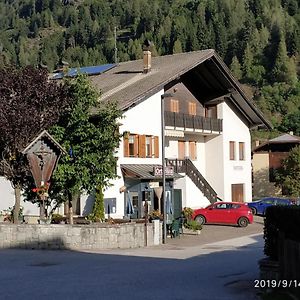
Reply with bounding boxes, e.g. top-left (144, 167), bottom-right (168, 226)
top-left (230, 56), bottom-right (242, 80)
